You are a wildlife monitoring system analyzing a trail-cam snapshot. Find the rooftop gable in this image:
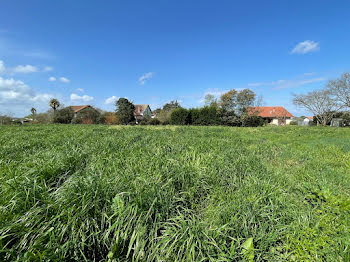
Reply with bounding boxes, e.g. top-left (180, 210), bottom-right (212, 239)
top-left (134, 104), bottom-right (151, 115)
top-left (69, 105), bottom-right (91, 113)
